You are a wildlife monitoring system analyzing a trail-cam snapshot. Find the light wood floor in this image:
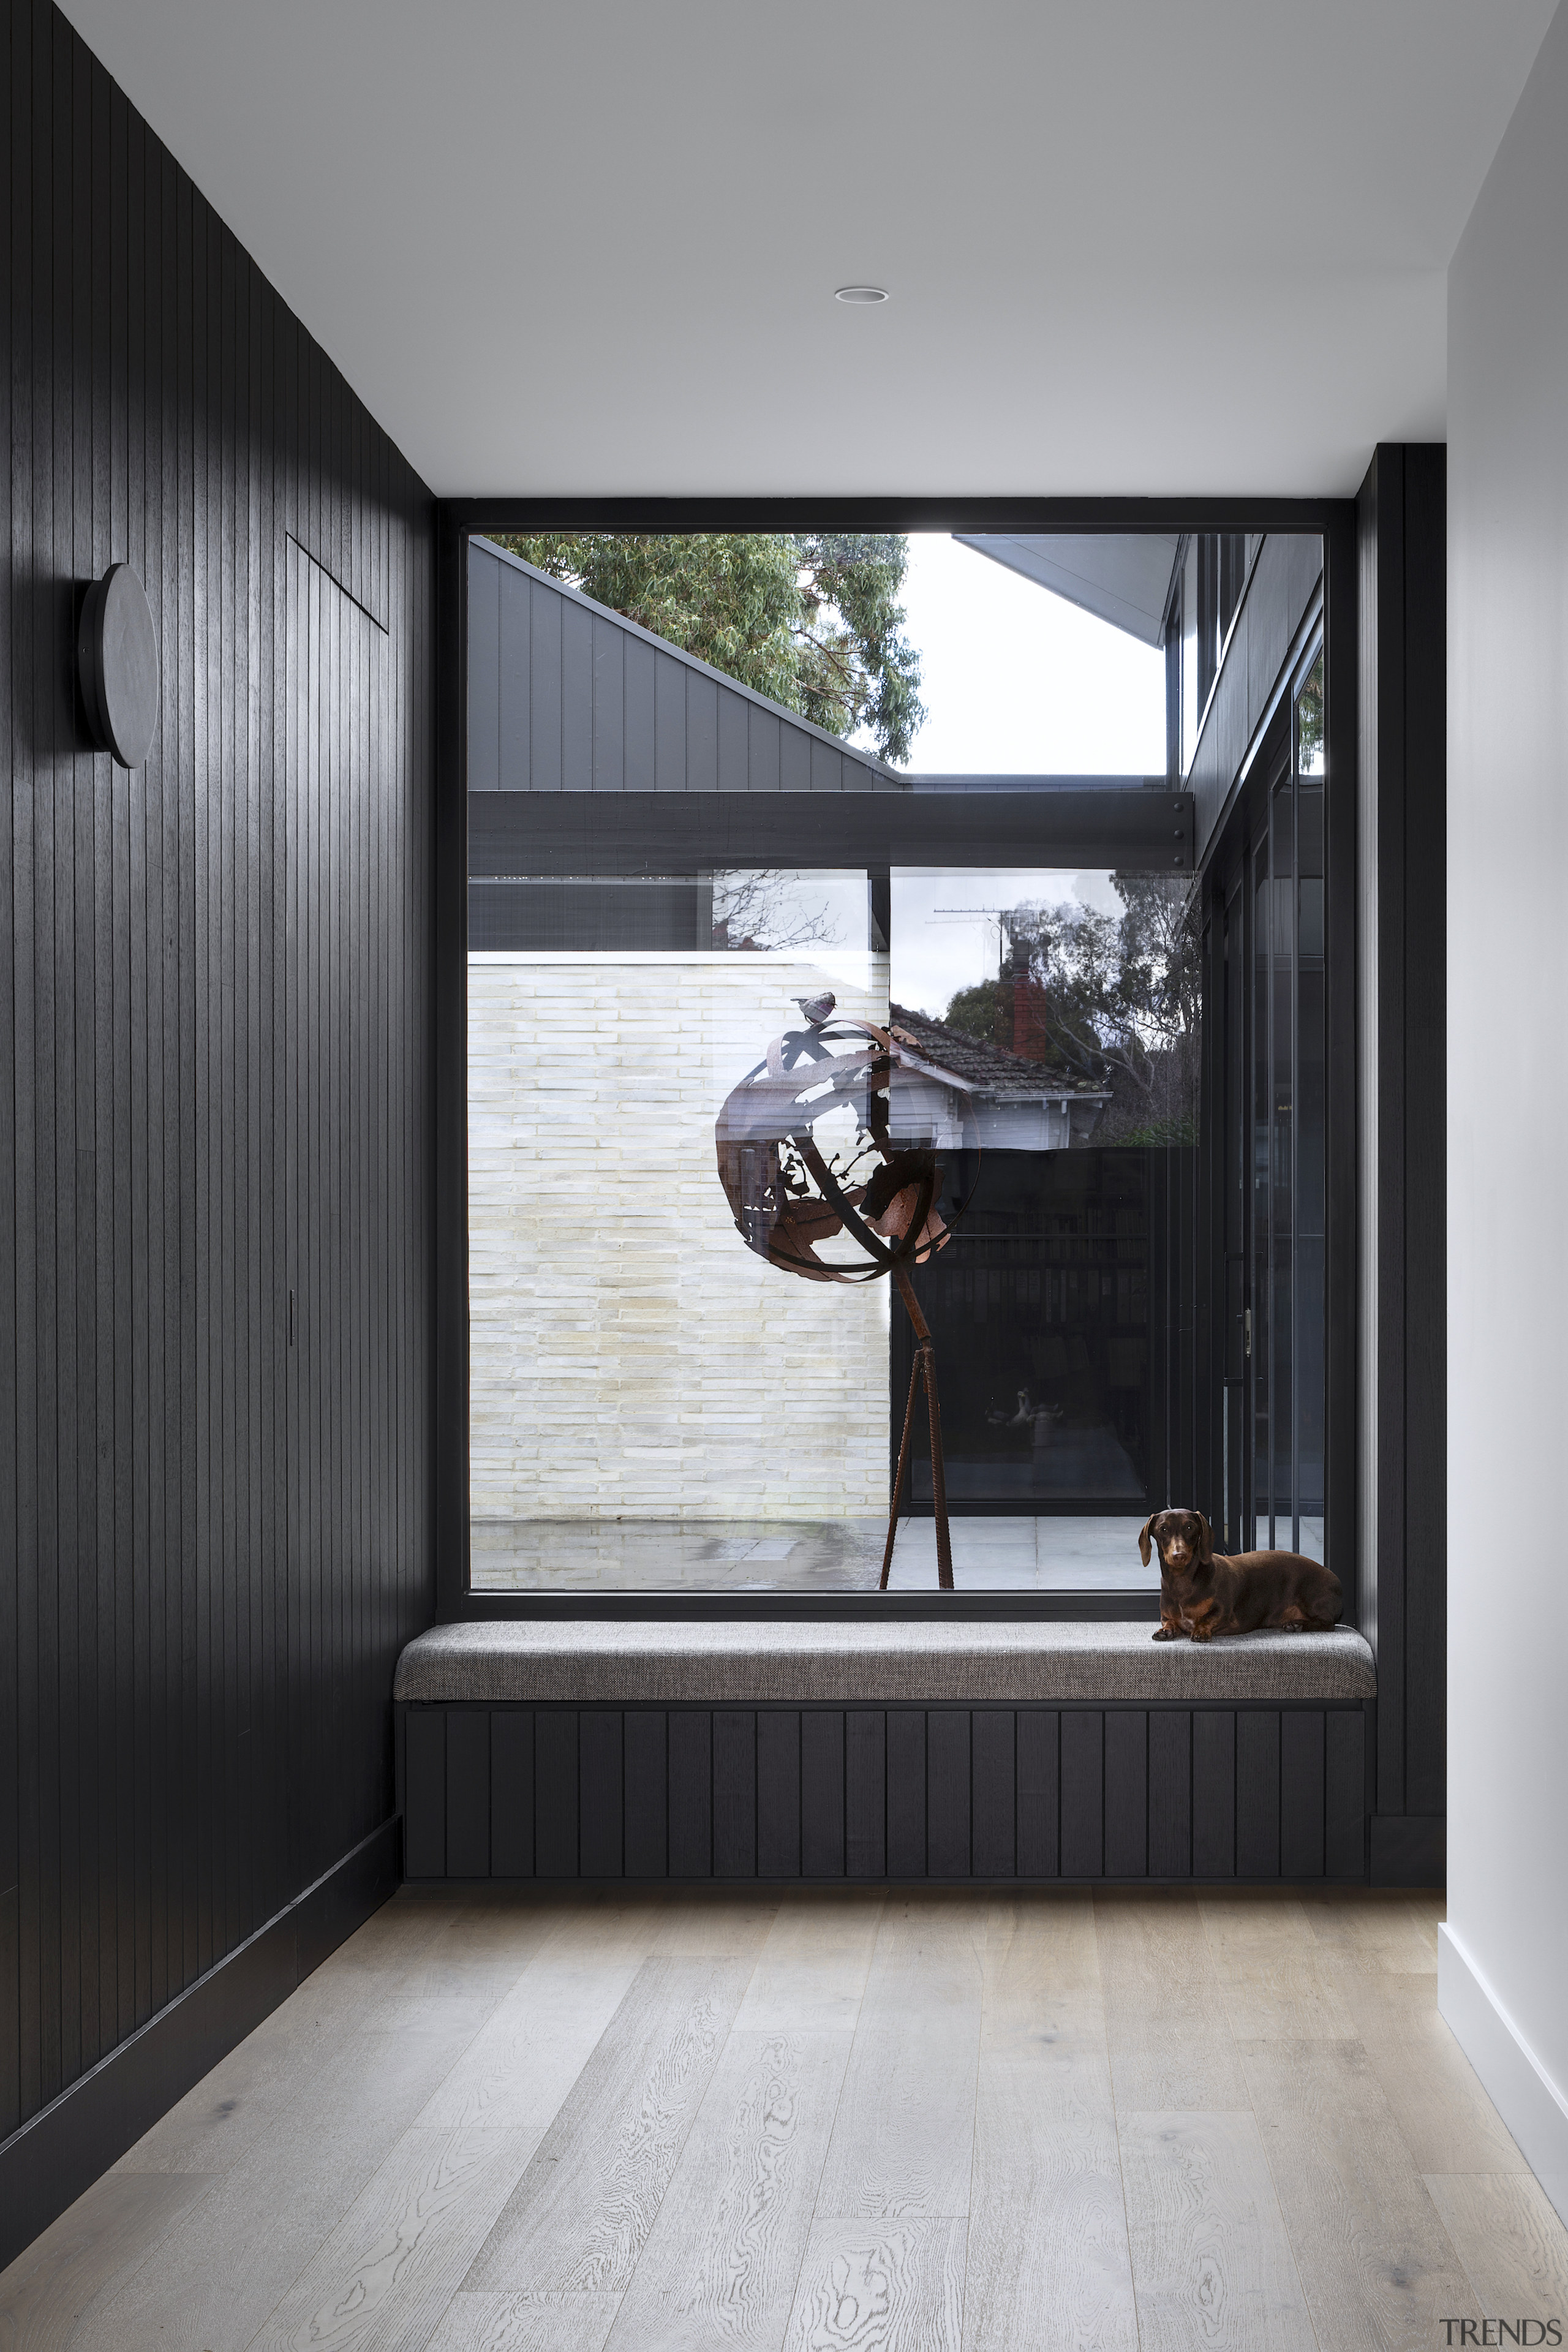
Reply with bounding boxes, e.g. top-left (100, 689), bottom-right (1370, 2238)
top-left (4, 1885), bottom-right (1566, 2350)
